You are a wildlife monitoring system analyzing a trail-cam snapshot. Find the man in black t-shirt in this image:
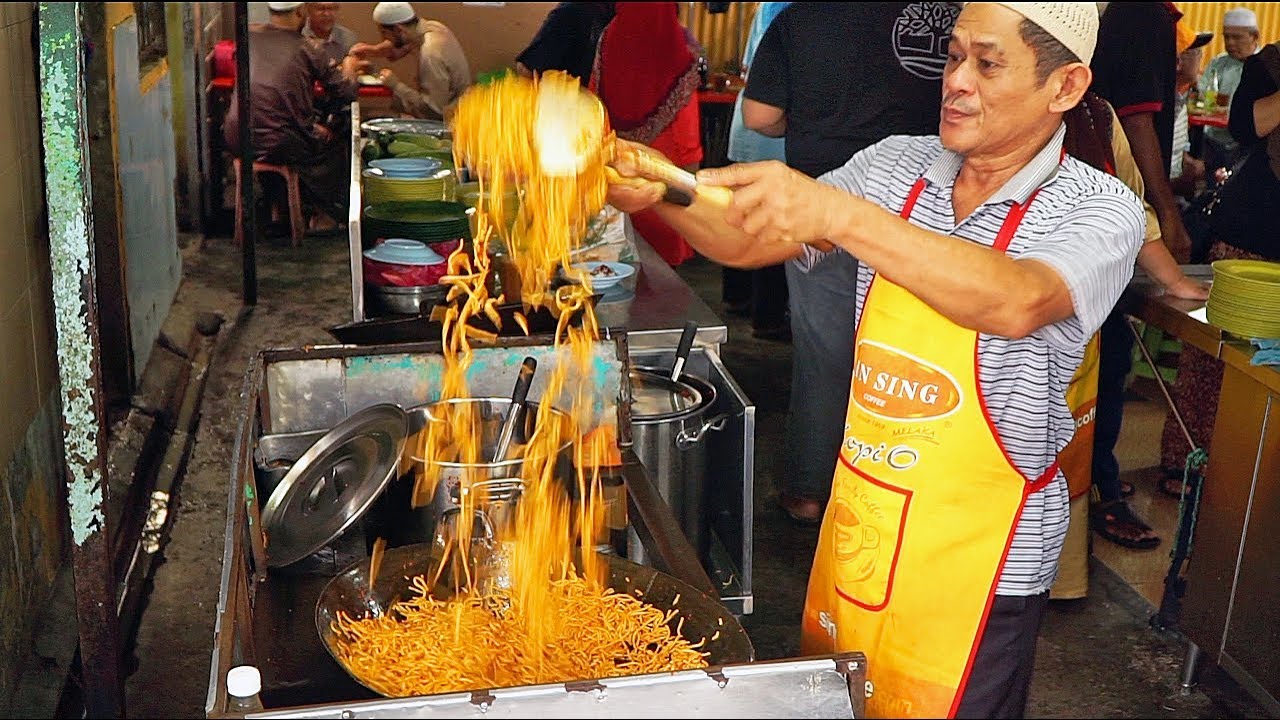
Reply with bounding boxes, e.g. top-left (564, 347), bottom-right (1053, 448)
top-left (515, 2), bottom-right (615, 87)
top-left (741, 2), bottom-right (957, 523)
